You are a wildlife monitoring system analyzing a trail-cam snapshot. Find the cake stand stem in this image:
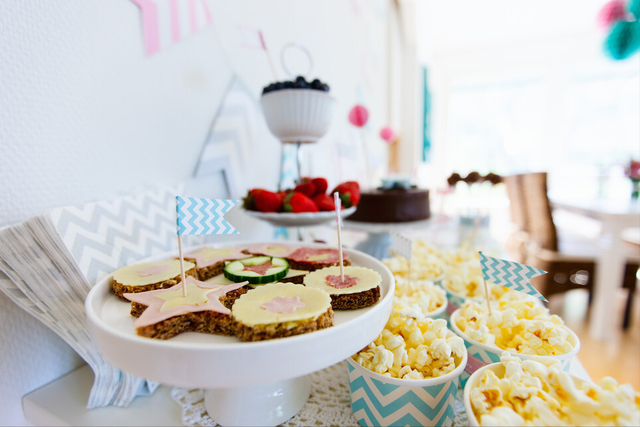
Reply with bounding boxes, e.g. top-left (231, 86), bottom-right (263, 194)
top-left (278, 143), bottom-right (285, 192)
top-left (203, 375), bottom-right (311, 427)
top-left (354, 232), bottom-right (394, 260)
top-left (295, 141), bottom-right (303, 184)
